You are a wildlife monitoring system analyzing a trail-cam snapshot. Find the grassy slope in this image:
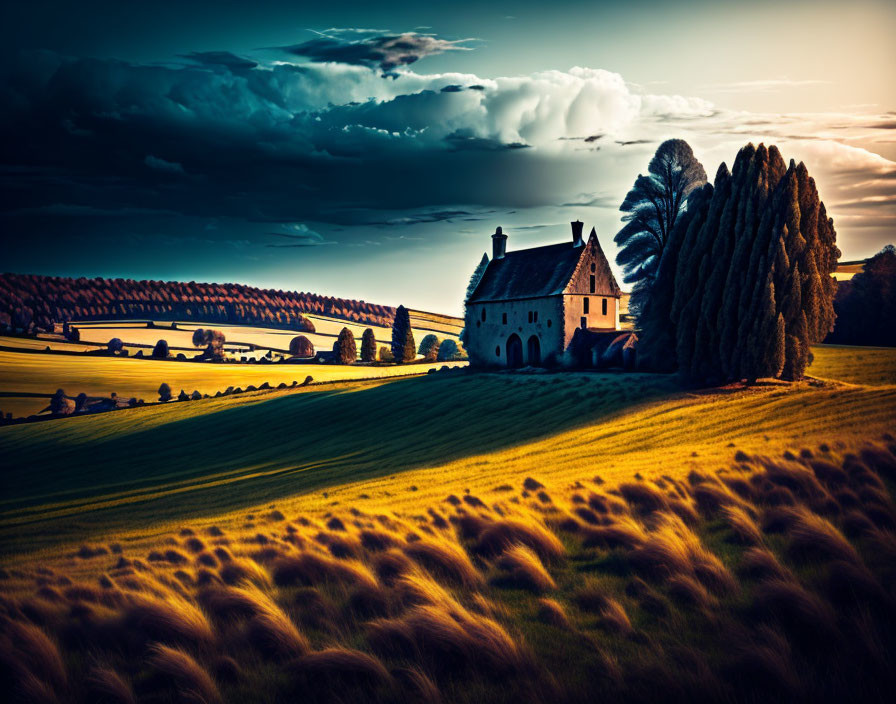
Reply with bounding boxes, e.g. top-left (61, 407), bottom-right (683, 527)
top-left (809, 344), bottom-right (896, 385)
top-left (1, 345), bottom-right (894, 561)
